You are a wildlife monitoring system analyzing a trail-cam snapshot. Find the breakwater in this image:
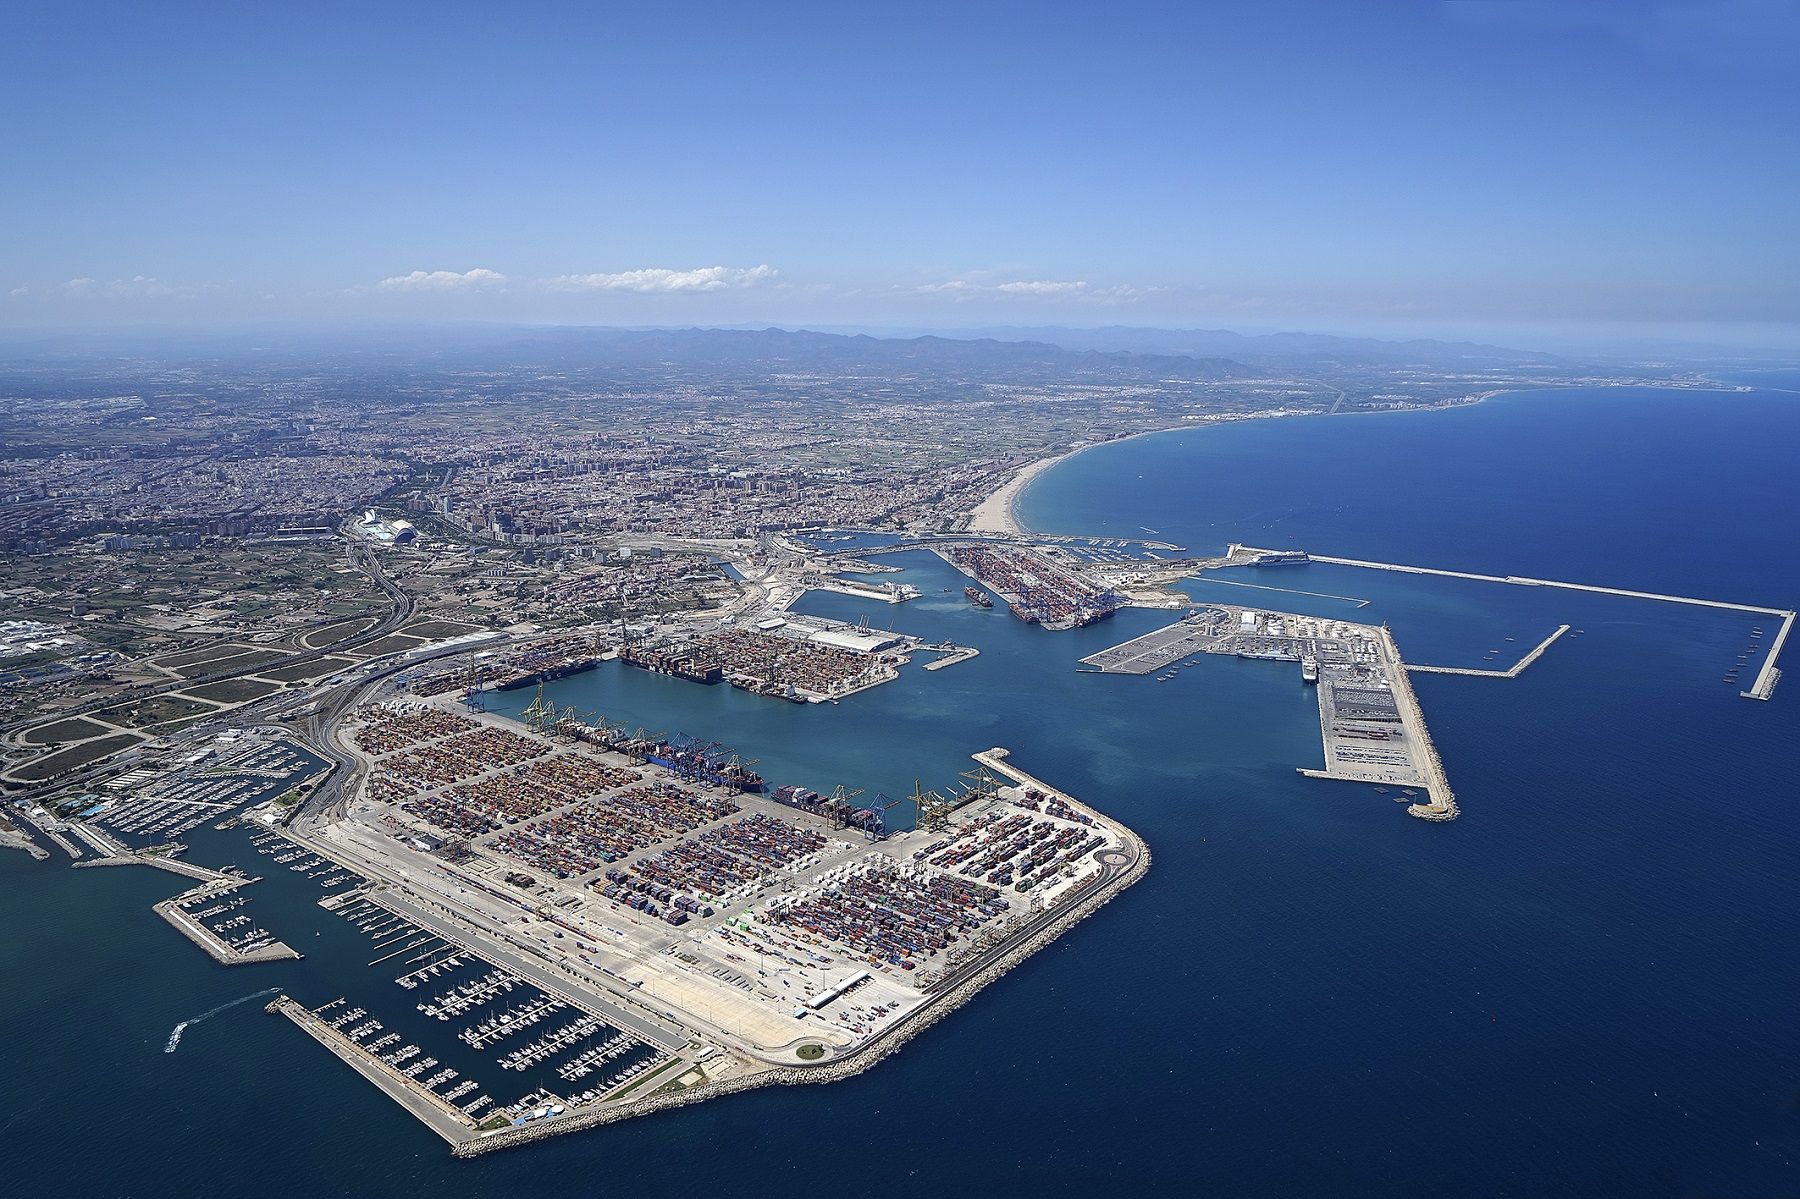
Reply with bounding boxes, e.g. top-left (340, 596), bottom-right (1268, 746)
top-left (1408, 625), bottom-right (1570, 678)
